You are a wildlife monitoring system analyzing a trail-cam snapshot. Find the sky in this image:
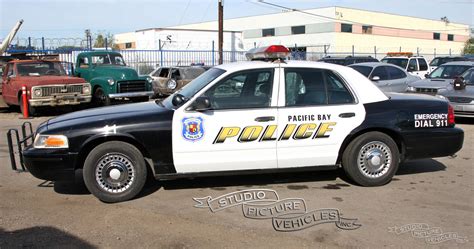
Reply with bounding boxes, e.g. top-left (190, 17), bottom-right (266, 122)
top-left (0, 0), bottom-right (473, 40)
